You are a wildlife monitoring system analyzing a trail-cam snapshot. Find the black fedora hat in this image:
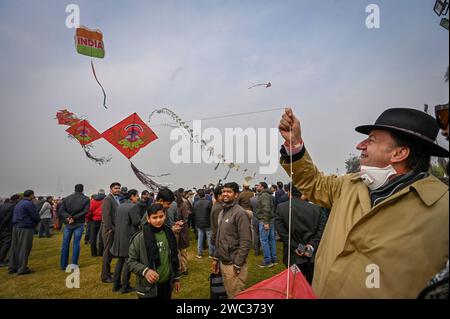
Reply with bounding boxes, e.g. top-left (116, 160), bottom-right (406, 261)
top-left (355, 108), bottom-right (449, 157)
